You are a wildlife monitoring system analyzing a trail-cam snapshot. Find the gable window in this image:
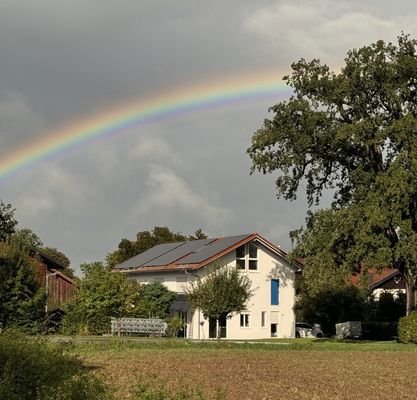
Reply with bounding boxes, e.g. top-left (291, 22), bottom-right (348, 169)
top-left (240, 313), bottom-right (250, 327)
top-left (271, 279), bottom-right (280, 305)
top-left (236, 243), bottom-right (258, 270)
